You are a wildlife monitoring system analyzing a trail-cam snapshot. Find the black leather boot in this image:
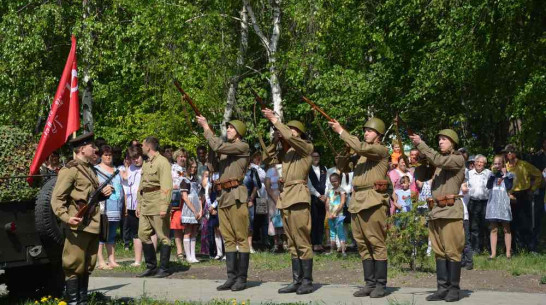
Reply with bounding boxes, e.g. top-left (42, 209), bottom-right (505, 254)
top-left (137, 243), bottom-right (158, 277)
top-left (231, 252), bottom-right (250, 291)
top-left (278, 258), bottom-right (302, 293)
top-left (353, 259), bottom-right (375, 297)
top-left (445, 261), bottom-right (462, 302)
top-left (296, 259), bottom-right (313, 294)
top-left (154, 245), bottom-right (172, 278)
top-left (65, 277), bottom-right (79, 305)
top-left (370, 260), bottom-right (387, 298)
top-left (217, 252), bottom-right (238, 290)
top-left (426, 259), bottom-right (449, 301)
top-left (78, 273), bottom-right (89, 305)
